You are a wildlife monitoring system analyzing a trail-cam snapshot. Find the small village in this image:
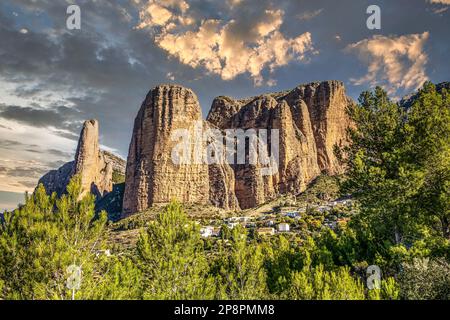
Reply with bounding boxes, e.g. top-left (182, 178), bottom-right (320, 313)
top-left (199, 197), bottom-right (355, 240)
